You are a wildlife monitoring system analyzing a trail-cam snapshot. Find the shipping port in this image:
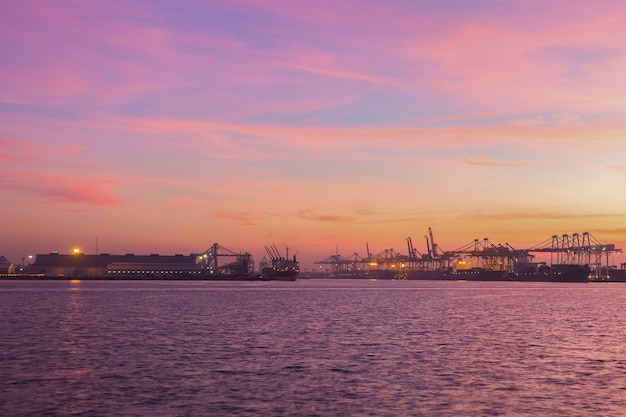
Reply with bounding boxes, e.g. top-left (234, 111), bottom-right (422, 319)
top-left (1, 230), bottom-right (624, 282)
top-left (1, 243), bottom-right (298, 281)
top-left (311, 229), bottom-right (624, 283)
